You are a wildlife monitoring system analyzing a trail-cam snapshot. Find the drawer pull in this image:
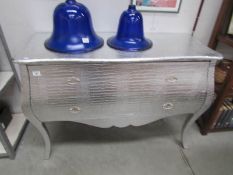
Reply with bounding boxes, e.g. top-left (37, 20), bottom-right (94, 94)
top-left (166, 76), bottom-right (178, 83)
top-left (163, 103), bottom-right (174, 110)
top-left (69, 106), bottom-right (81, 113)
top-left (67, 77), bottom-right (80, 85)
